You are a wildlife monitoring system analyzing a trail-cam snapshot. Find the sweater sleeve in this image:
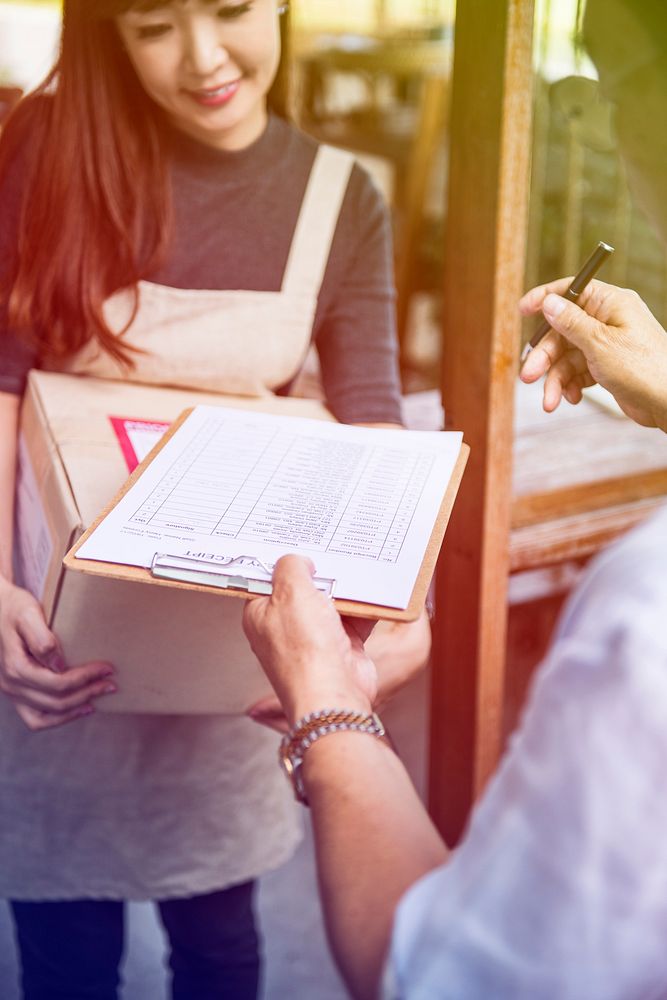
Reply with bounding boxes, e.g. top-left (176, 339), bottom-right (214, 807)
top-left (314, 164), bottom-right (403, 426)
top-left (0, 113), bottom-right (39, 396)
